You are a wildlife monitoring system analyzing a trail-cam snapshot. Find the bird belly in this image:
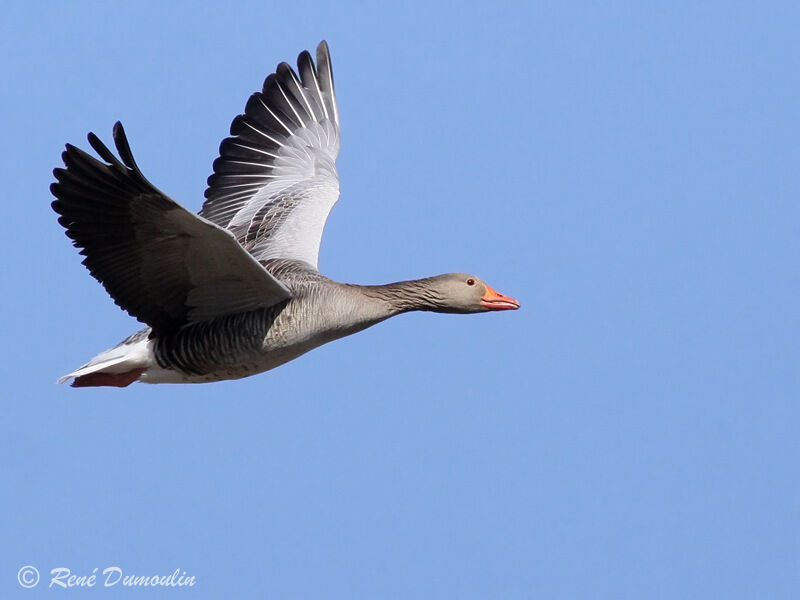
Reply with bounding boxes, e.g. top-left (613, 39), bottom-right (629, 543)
top-left (139, 333), bottom-right (326, 384)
